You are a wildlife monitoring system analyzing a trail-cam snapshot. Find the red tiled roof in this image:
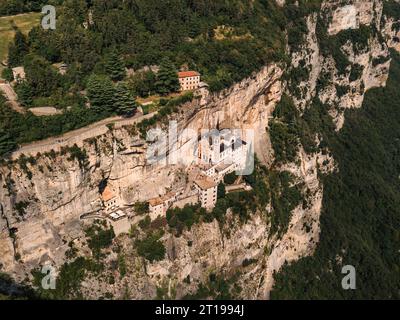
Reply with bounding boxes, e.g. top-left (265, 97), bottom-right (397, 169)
top-left (101, 186), bottom-right (115, 202)
top-left (178, 71), bottom-right (200, 78)
top-left (148, 192), bottom-right (176, 207)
